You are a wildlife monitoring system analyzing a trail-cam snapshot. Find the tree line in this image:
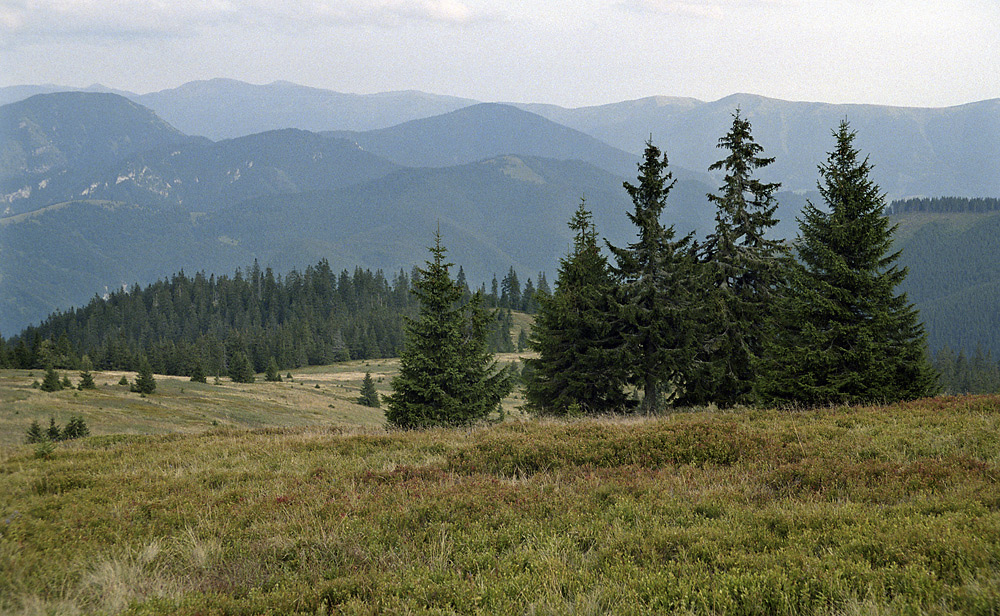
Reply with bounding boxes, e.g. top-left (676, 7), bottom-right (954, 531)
top-left (524, 114), bottom-right (937, 416)
top-left (886, 196), bottom-right (1000, 215)
top-left (0, 261), bottom-right (547, 378)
